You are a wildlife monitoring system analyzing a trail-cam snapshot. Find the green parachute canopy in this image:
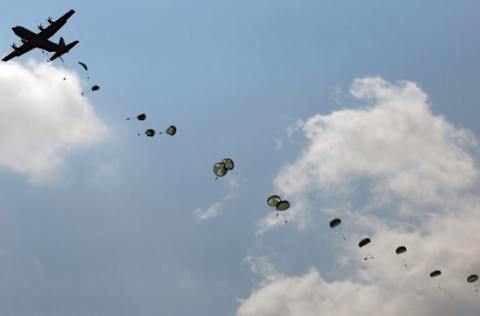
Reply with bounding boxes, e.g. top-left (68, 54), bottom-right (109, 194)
top-left (222, 158), bottom-right (234, 171)
top-left (430, 270), bottom-right (442, 278)
top-left (276, 200), bottom-right (290, 211)
top-left (329, 218), bottom-right (342, 228)
top-left (213, 162), bottom-right (228, 177)
top-left (145, 129), bottom-right (155, 137)
top-left (358, 238), bottom-right (371, 248)
top-left (467, 274), bottom-right (478, 283)
top-left (267, 195), bottom-right (281, 207)
top-left (166, 125), bottom-right (177, 136)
